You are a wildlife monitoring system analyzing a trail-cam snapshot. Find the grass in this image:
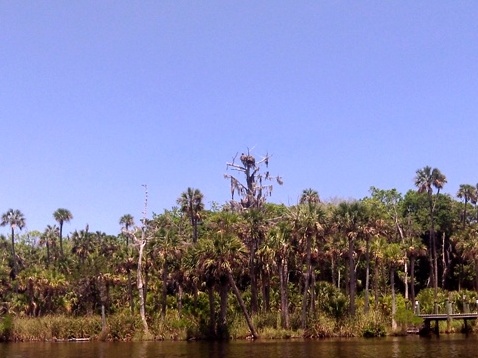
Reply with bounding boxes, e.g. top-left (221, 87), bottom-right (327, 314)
top-left (4, 309), bottom-right (477, 342)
